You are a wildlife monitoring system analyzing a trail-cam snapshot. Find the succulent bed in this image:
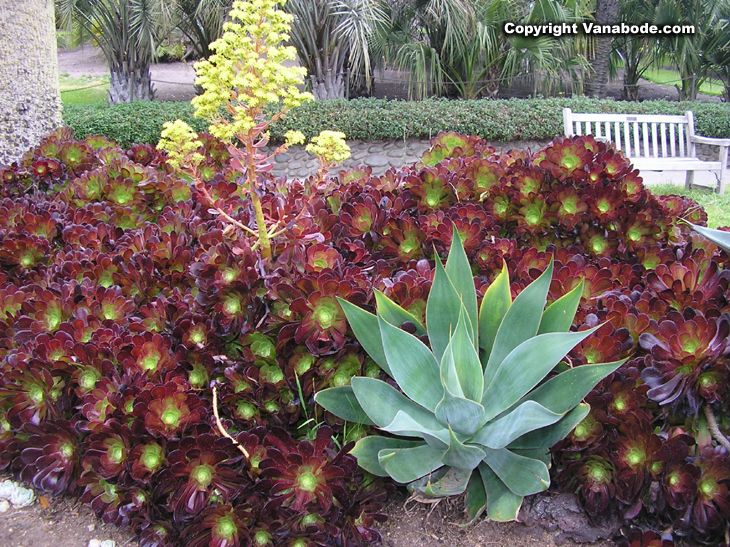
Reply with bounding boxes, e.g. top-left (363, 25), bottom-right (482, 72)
top-left (0, 128), bottom-right (730, 547)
